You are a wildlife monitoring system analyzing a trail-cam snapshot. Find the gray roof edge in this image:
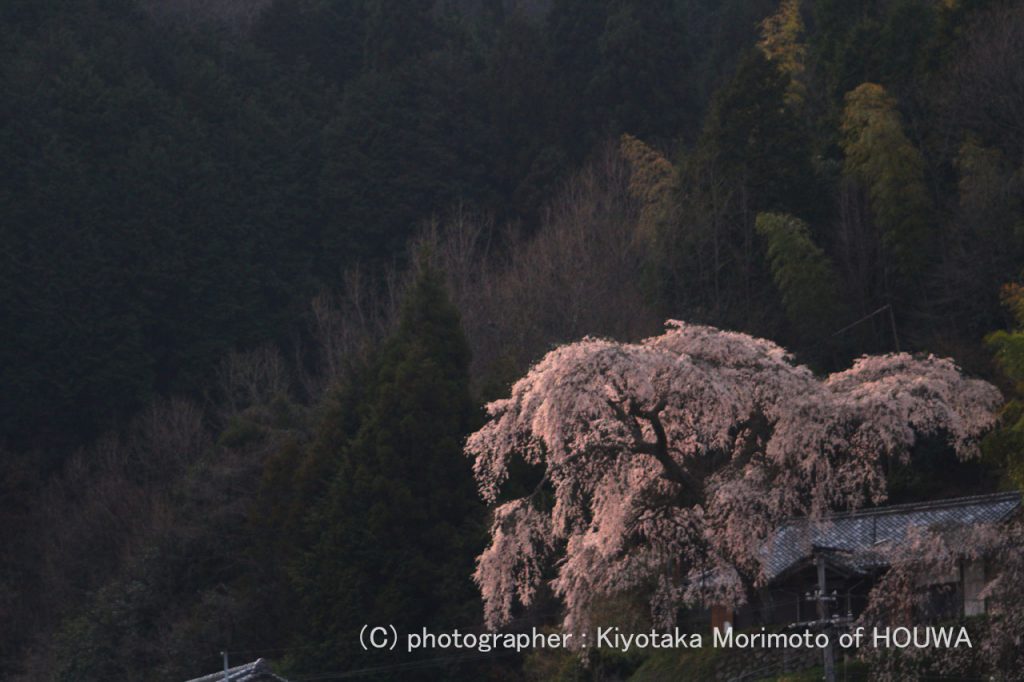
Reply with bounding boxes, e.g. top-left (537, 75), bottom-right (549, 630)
top-left (185, 658), bottom-right (290, 682)
top-left (802, 490), bottom-right (1021, 523)
top-left (764, 491), bottom-right (1021, 583)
